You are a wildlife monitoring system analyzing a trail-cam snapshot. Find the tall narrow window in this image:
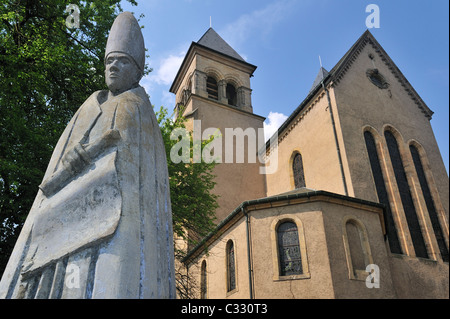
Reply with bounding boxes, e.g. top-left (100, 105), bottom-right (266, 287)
top-left (200, 260), bottom-right (207, 299)
top-left (277, 221), bottom-right (303, 276)
top-left (410, 145), bottom-right (449, 262)
top-left (346, 221), bottom-right (366, 272)
top-left (206, 76), bottom-right (218, 100)
top-left (364, 131), bottom-right (402, 254)
top-left (293, 153), bottom-right (306, 189)
top-left (343, 217), bottom-right (374, 280)
top-left (226, 83), bottom-right (237, 106)
top-left (385, 131), bottom-right (428, 258)
top-left (226, 240), bottom-right (236, 292)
